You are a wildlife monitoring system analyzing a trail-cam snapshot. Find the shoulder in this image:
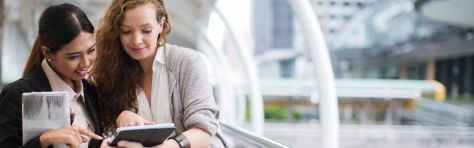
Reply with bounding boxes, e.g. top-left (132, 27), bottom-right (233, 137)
top-left (173, 45), bottom-right (201, 62)
top-left (0, 79), bottom-right (34, 102)
top-left (2, 79), bottom-right (34, 94)
top-left (164, 44), bottom-right (207, 76)
top-left (169, 45), bottom-right (204, 67)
